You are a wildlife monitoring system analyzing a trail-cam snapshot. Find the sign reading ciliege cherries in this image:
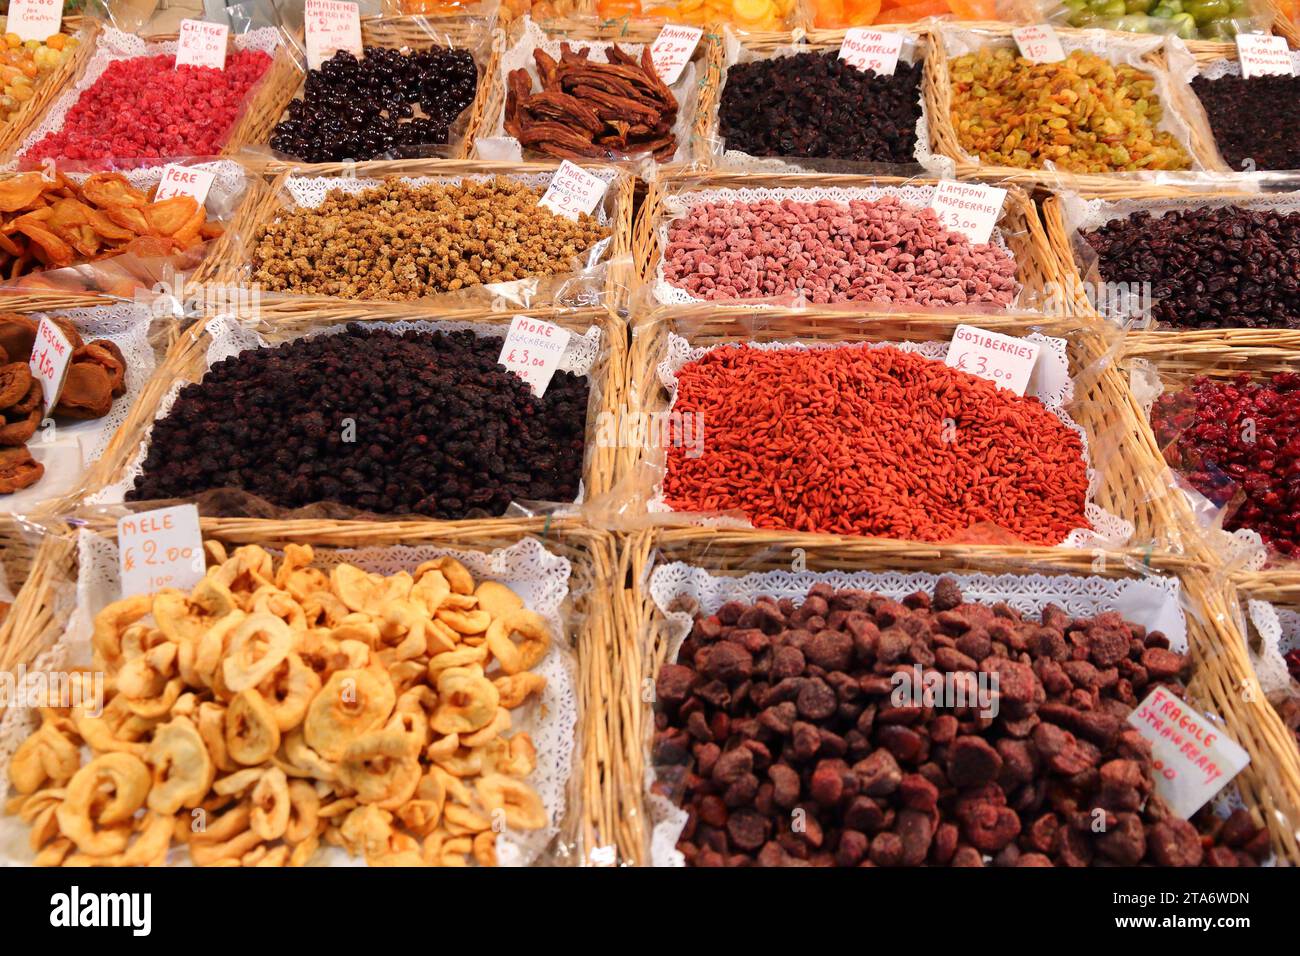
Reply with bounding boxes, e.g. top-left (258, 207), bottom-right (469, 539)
top-left (175, 19), bottom-right (229, 71)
